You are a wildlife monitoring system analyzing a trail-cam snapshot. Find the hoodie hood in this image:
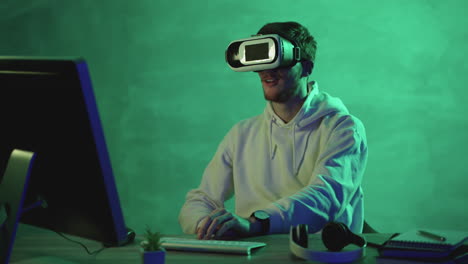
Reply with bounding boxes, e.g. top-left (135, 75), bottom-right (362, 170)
top-left (264, 81), bottom-right (350, 175)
